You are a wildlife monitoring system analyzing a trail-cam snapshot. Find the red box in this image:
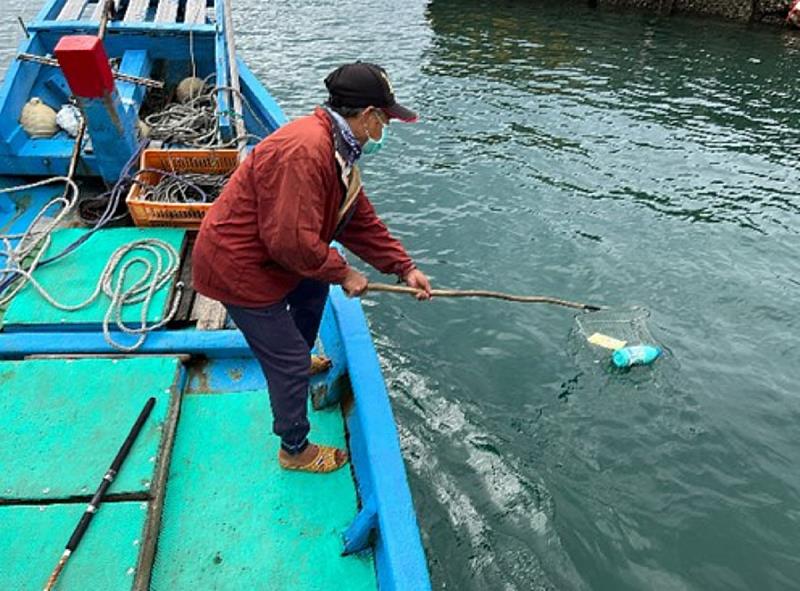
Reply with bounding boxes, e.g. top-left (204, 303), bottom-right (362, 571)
top-left (54, 35), bottom-right (114, 98)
